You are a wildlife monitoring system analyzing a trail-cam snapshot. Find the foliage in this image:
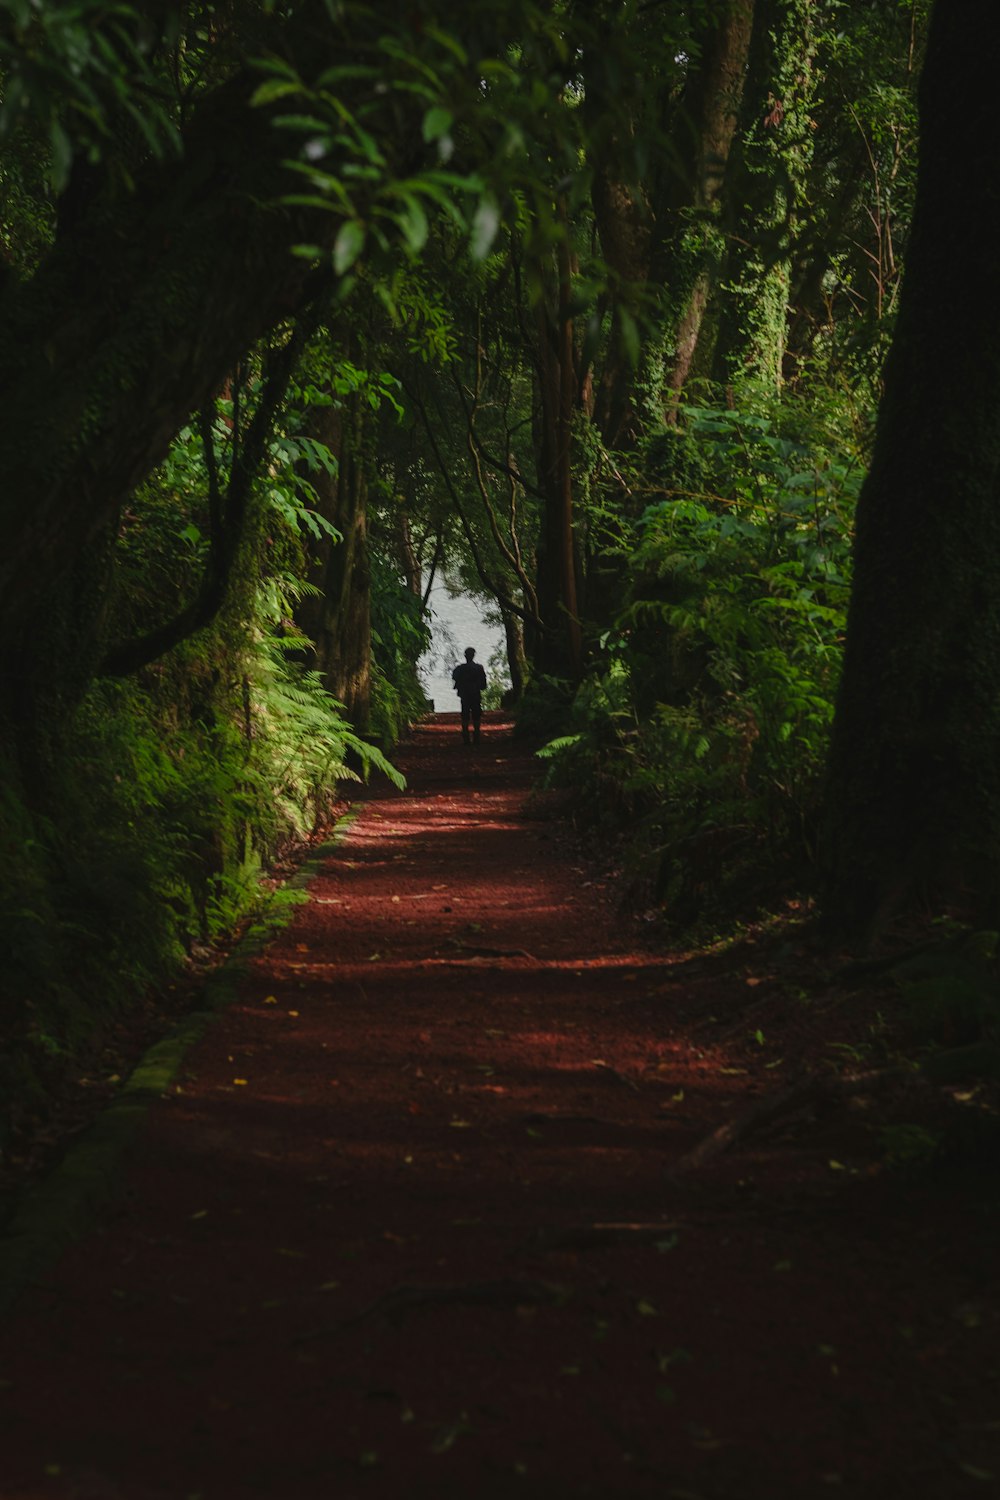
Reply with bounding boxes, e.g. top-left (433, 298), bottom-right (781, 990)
top-left (538, 402), bottom-right (863, 924)
top-left (483, 637), bottom-right (512, 708)
top-left (0, 377), bottom-right (403, 1141)
top-left (368, 552), bottom-right (431, 748)
top-left (0, 0), bottom-right (181, 189)
top-left (0, 0), bottom-right (944, 1127)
